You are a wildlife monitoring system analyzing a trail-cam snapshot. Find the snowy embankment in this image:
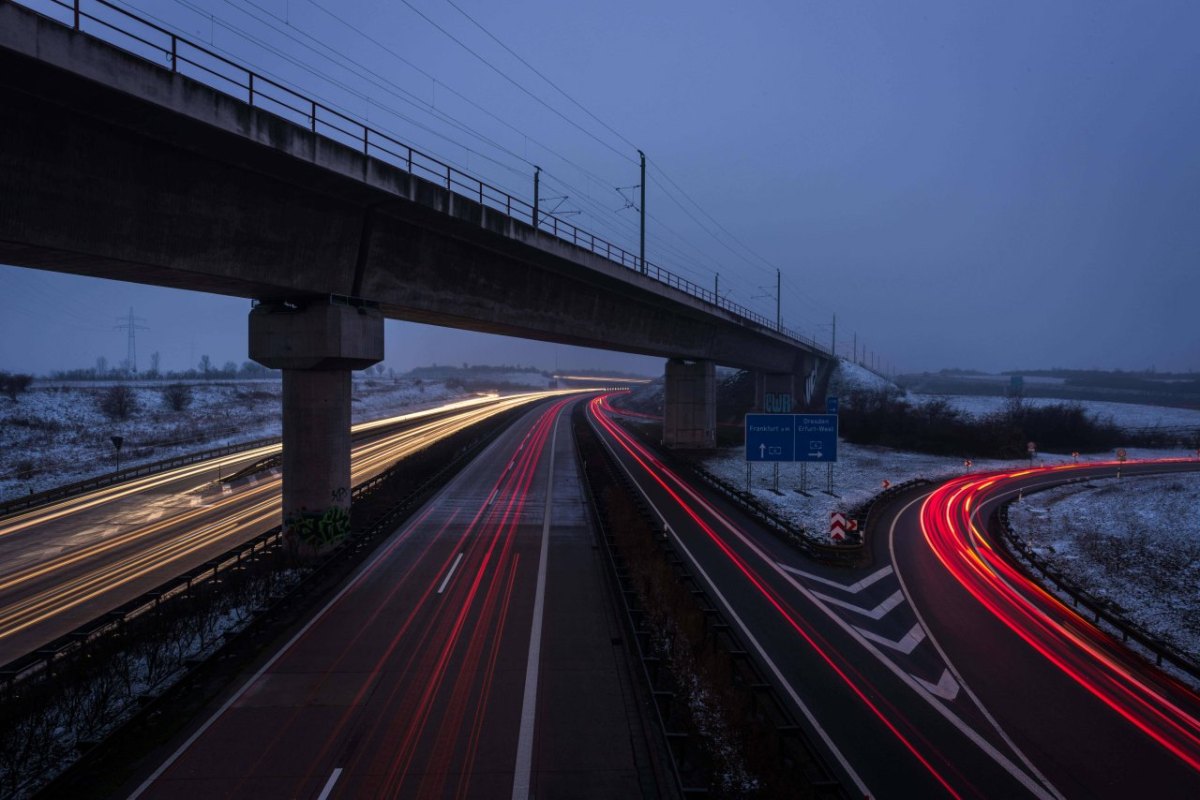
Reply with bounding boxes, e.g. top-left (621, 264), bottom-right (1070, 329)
top-left (698, 358), bottom-right (1200, 662)
top-left (1008, 473), bottom-right (1200, 659)
top-left (0, 378), bottom-right (465, 501)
